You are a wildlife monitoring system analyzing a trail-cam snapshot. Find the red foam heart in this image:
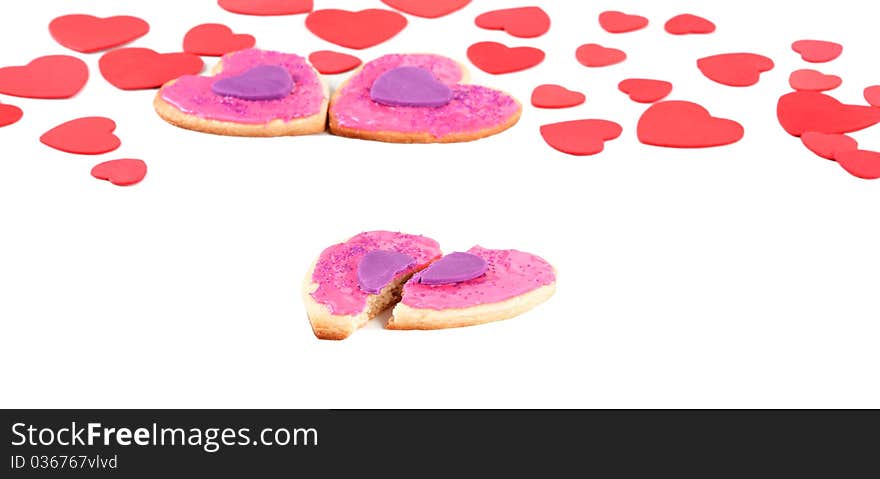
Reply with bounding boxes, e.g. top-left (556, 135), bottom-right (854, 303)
top-left (599, 11), bottom-right (648, 34)
top-left (467, 42), bottom-right (544, 74)
top-left (91, 159), bottom-right (147, 186)
top-left (777, 91), bottom-right (880, 136)
top-left (49, 14), bottom-right (149, 53)
top-left (475, 6), bottom-right (550, 38)
top-left (789, 69), bottom-right (841, 92)
top-left (801, 132), bottom-right (858, 160)
top-left (576, 44), bottom-right (626, 68)
top-left (183, 24), bottom-right (255, 56)
top-left (618, 79), bottom-right (672, 103)
top-left (531, 84), bottom-right (585, 109)
top-left (792, 40), bottom-right (842, 63)
top-left (638, 101), bottom-right (744, 148)
top-left (380, 0), bottom-right (470, 18)
top-left (864, 86), bottom-right (880, 107)
top-left (835, 150), bottom-right (880, 179)
top-left (0, 104), bottom-right (23, 128)
top-left (306, 9), bottom-right (407, 50)
top-left (99, 48), bottom-right (203, 90)
top-left (540, 119), bottom-right (622, 156)
top-left (40, 117), bottom-right (121, 155)
top-left (665, 14), bottom-right (715, 35)
top-left (697, 53), bottom-right (774, 87)
top-left (308, 51), bottom-right (362, 75)
top-left (0, 55), bottom-right (88, 99)
top-left (218, 0), bottom-right (312, 16)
